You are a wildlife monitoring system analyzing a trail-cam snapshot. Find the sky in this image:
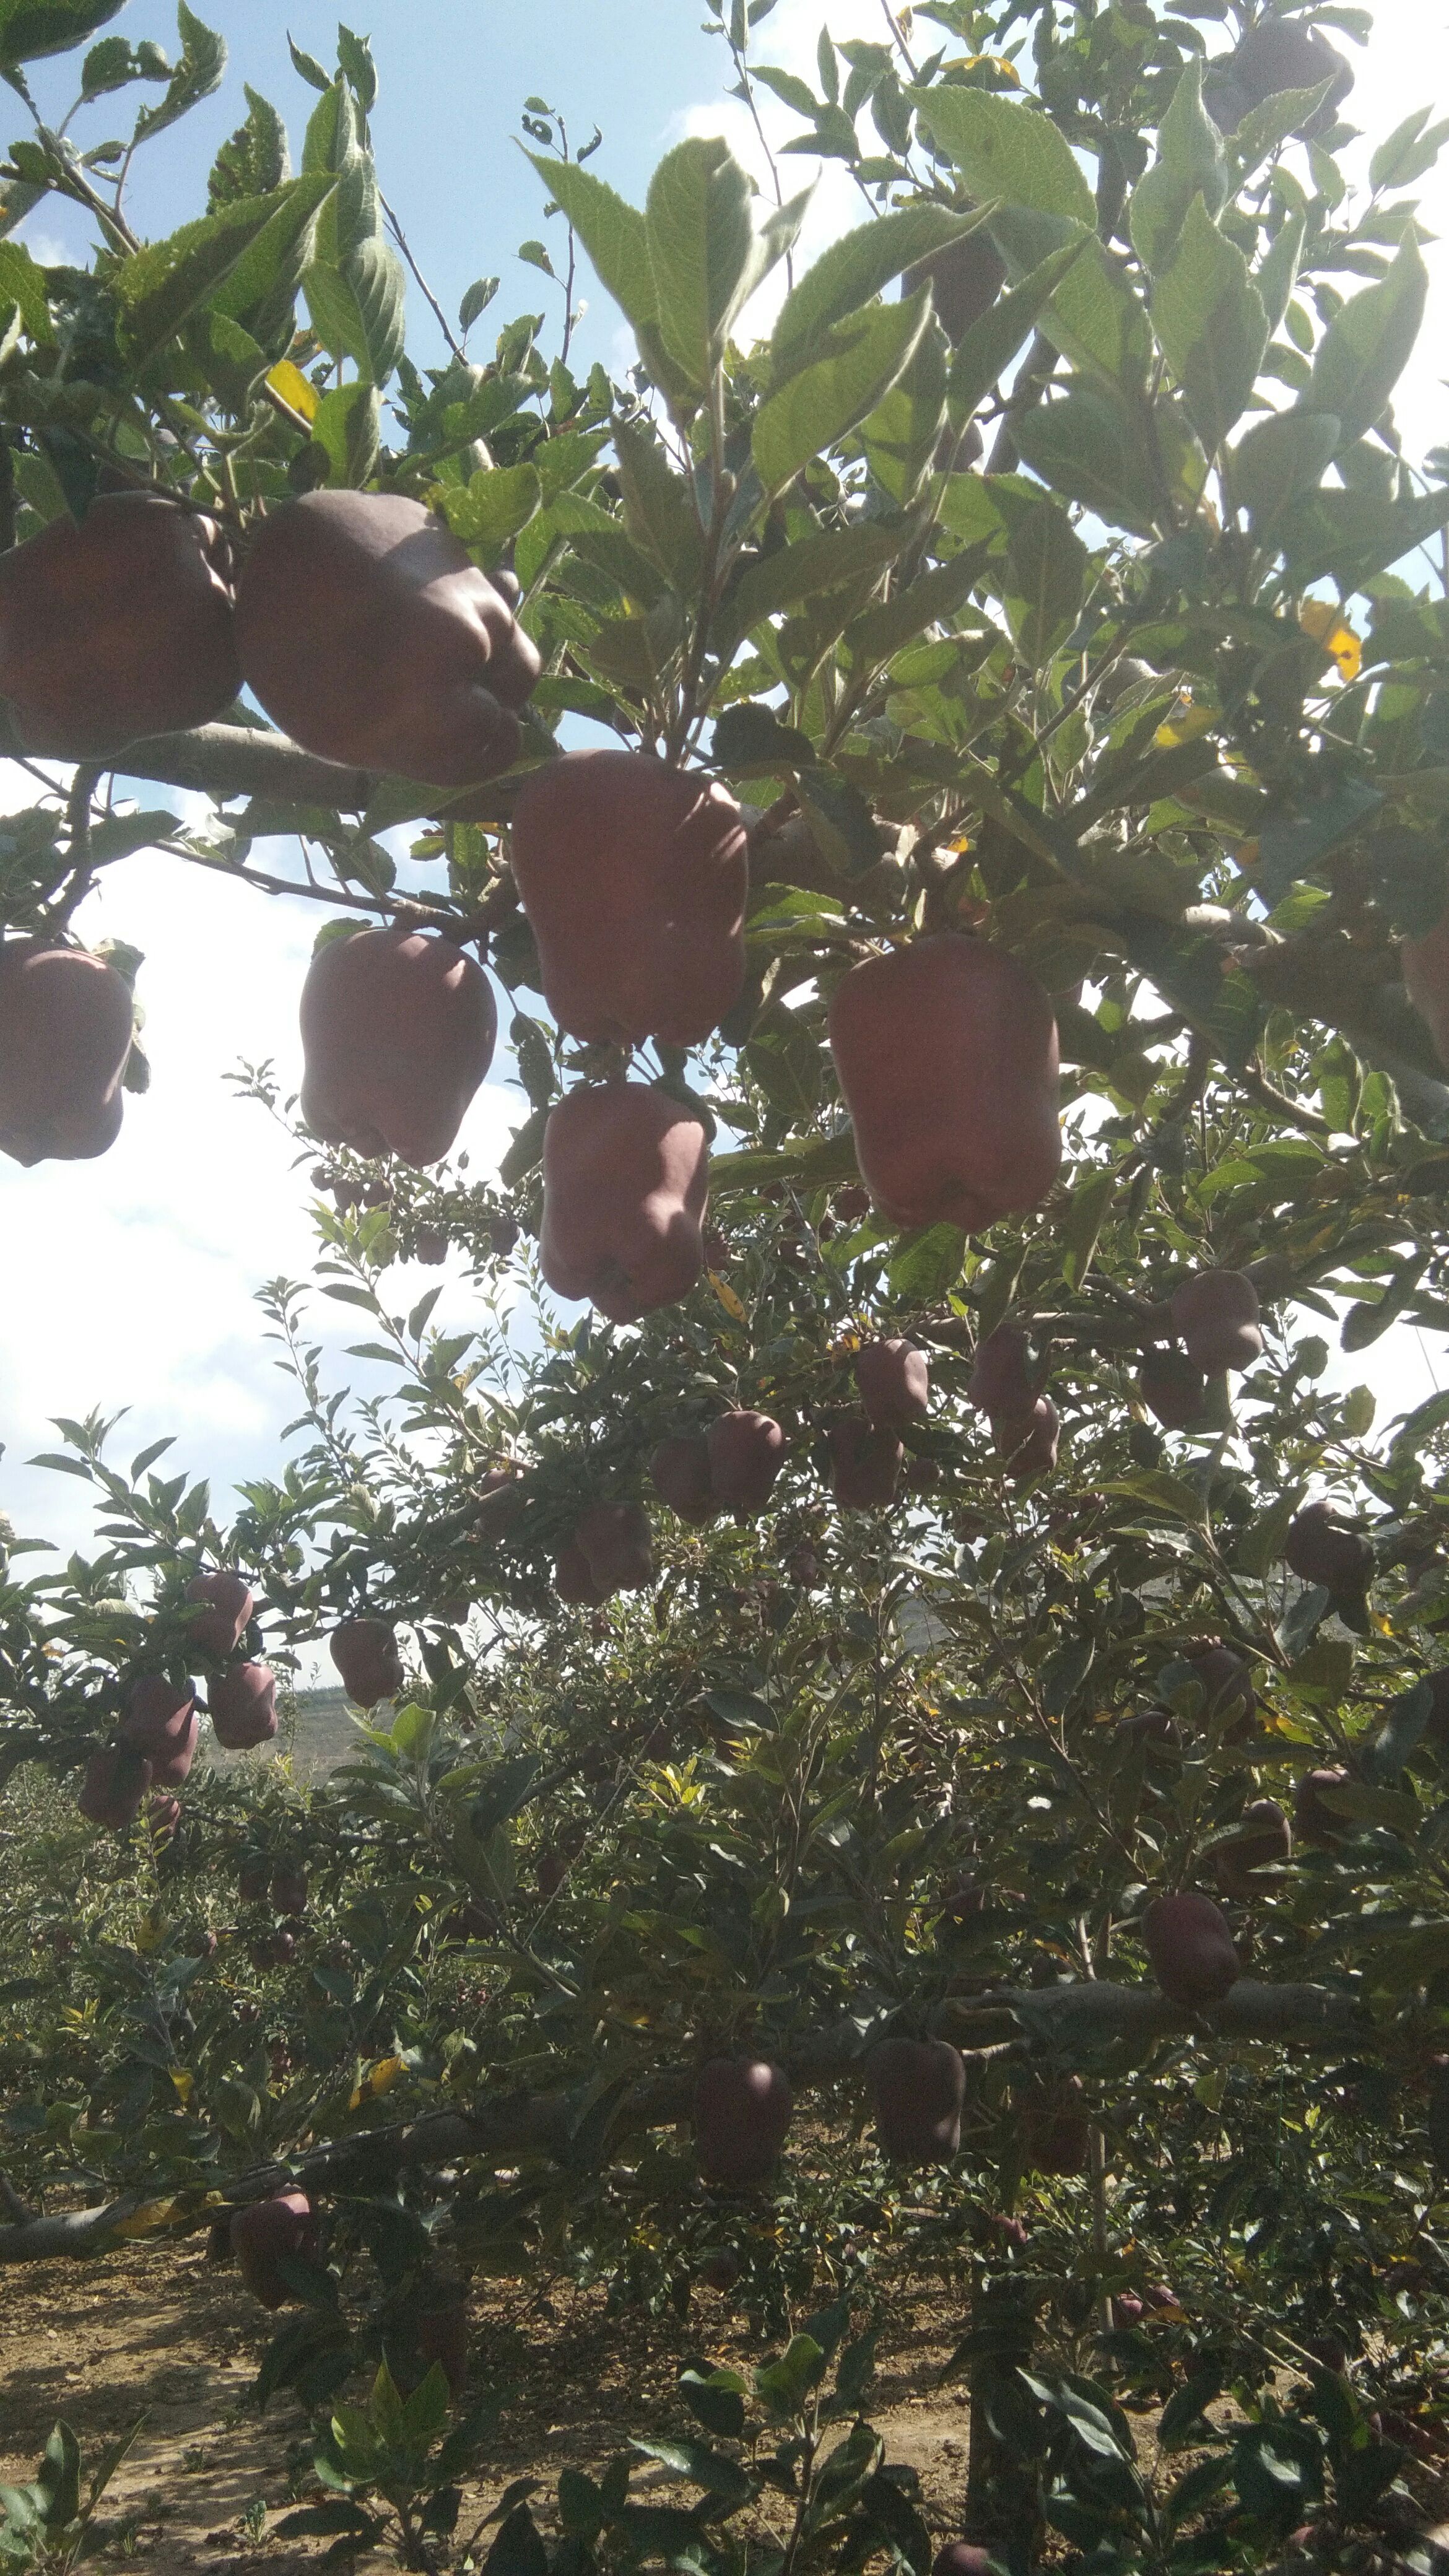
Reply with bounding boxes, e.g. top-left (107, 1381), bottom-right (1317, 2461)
top-left (0, 0), bottom-right (1447, 1590)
